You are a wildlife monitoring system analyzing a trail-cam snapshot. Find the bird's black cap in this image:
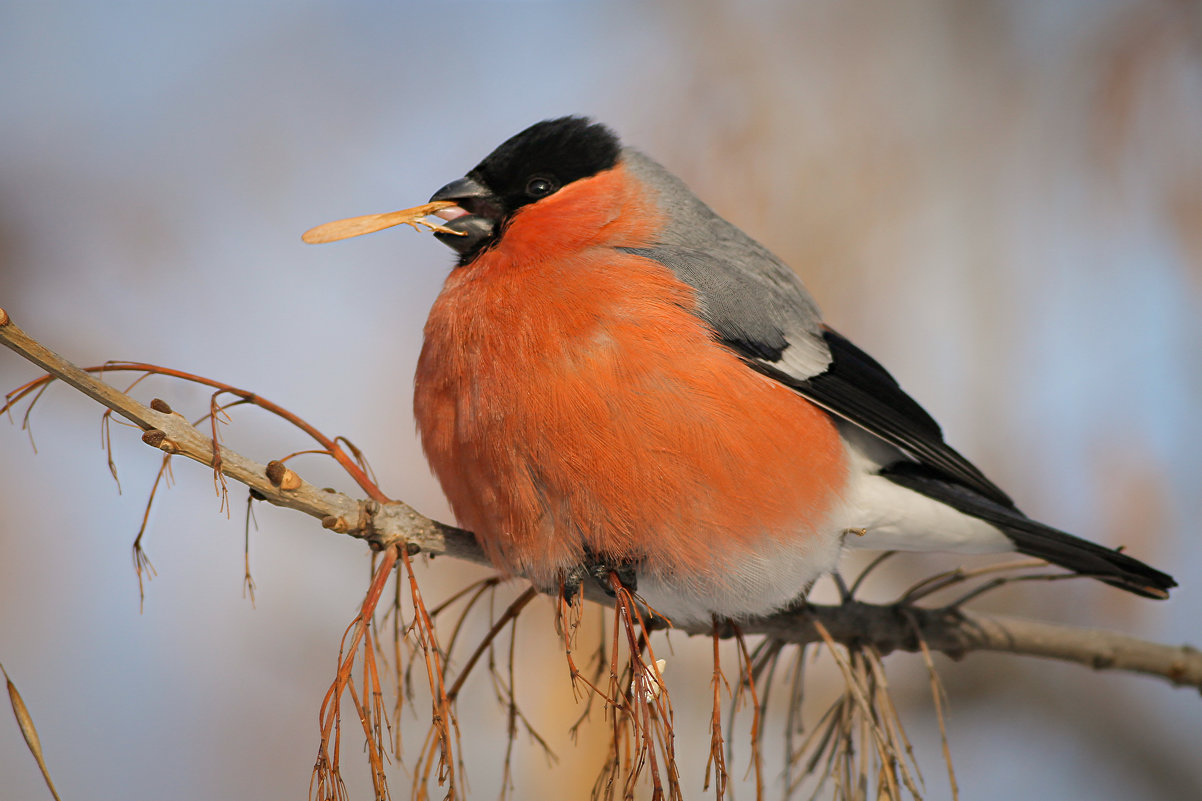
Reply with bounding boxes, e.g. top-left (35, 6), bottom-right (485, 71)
top-left (467, 116), bottom-right (621, 215)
